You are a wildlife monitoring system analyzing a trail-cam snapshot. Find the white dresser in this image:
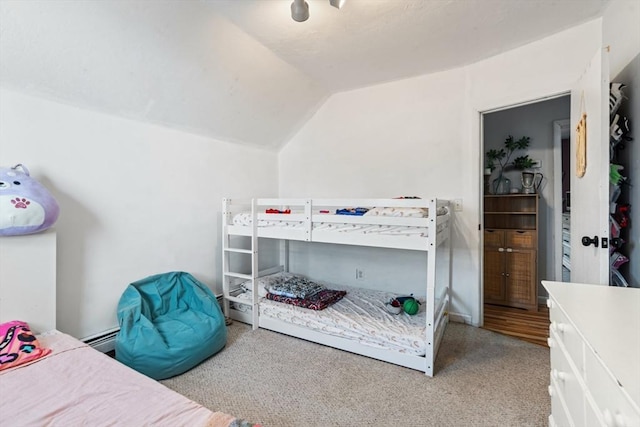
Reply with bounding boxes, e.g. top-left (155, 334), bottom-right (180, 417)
top-left (0, 230), bottom-right (57, 333)
top-left (543, 281), bottom-right (640, 427)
